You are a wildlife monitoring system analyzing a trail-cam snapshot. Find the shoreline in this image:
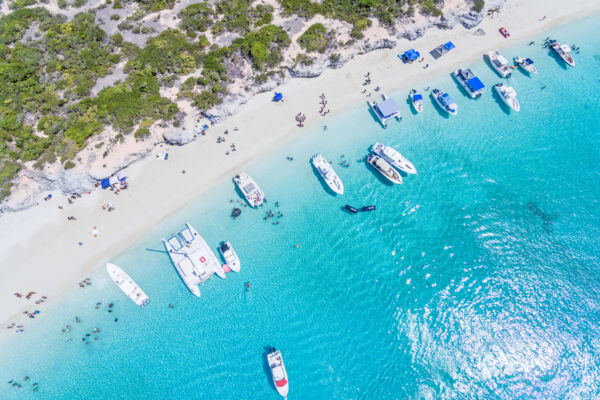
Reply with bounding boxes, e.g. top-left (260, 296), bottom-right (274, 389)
top-left (1, 0), bottom-right (599, 328)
